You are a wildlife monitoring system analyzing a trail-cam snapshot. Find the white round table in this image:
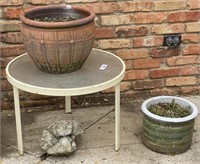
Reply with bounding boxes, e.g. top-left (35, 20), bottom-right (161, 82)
top-left (6, 48), bottom-right (125, 155)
